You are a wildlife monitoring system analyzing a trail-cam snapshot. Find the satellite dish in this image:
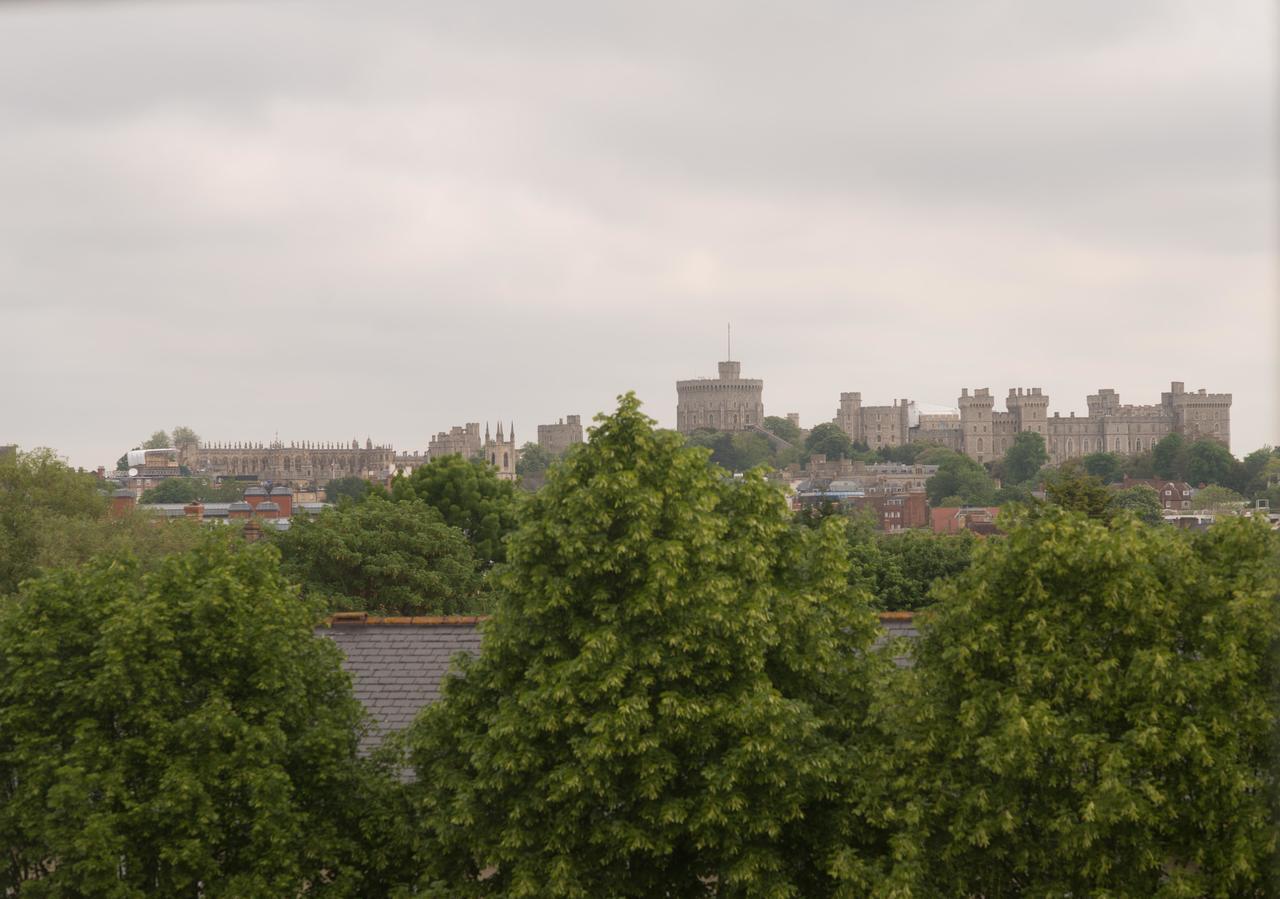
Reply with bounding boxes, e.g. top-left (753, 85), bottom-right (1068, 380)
top-left (128, 468), bottom-right (138, 477)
